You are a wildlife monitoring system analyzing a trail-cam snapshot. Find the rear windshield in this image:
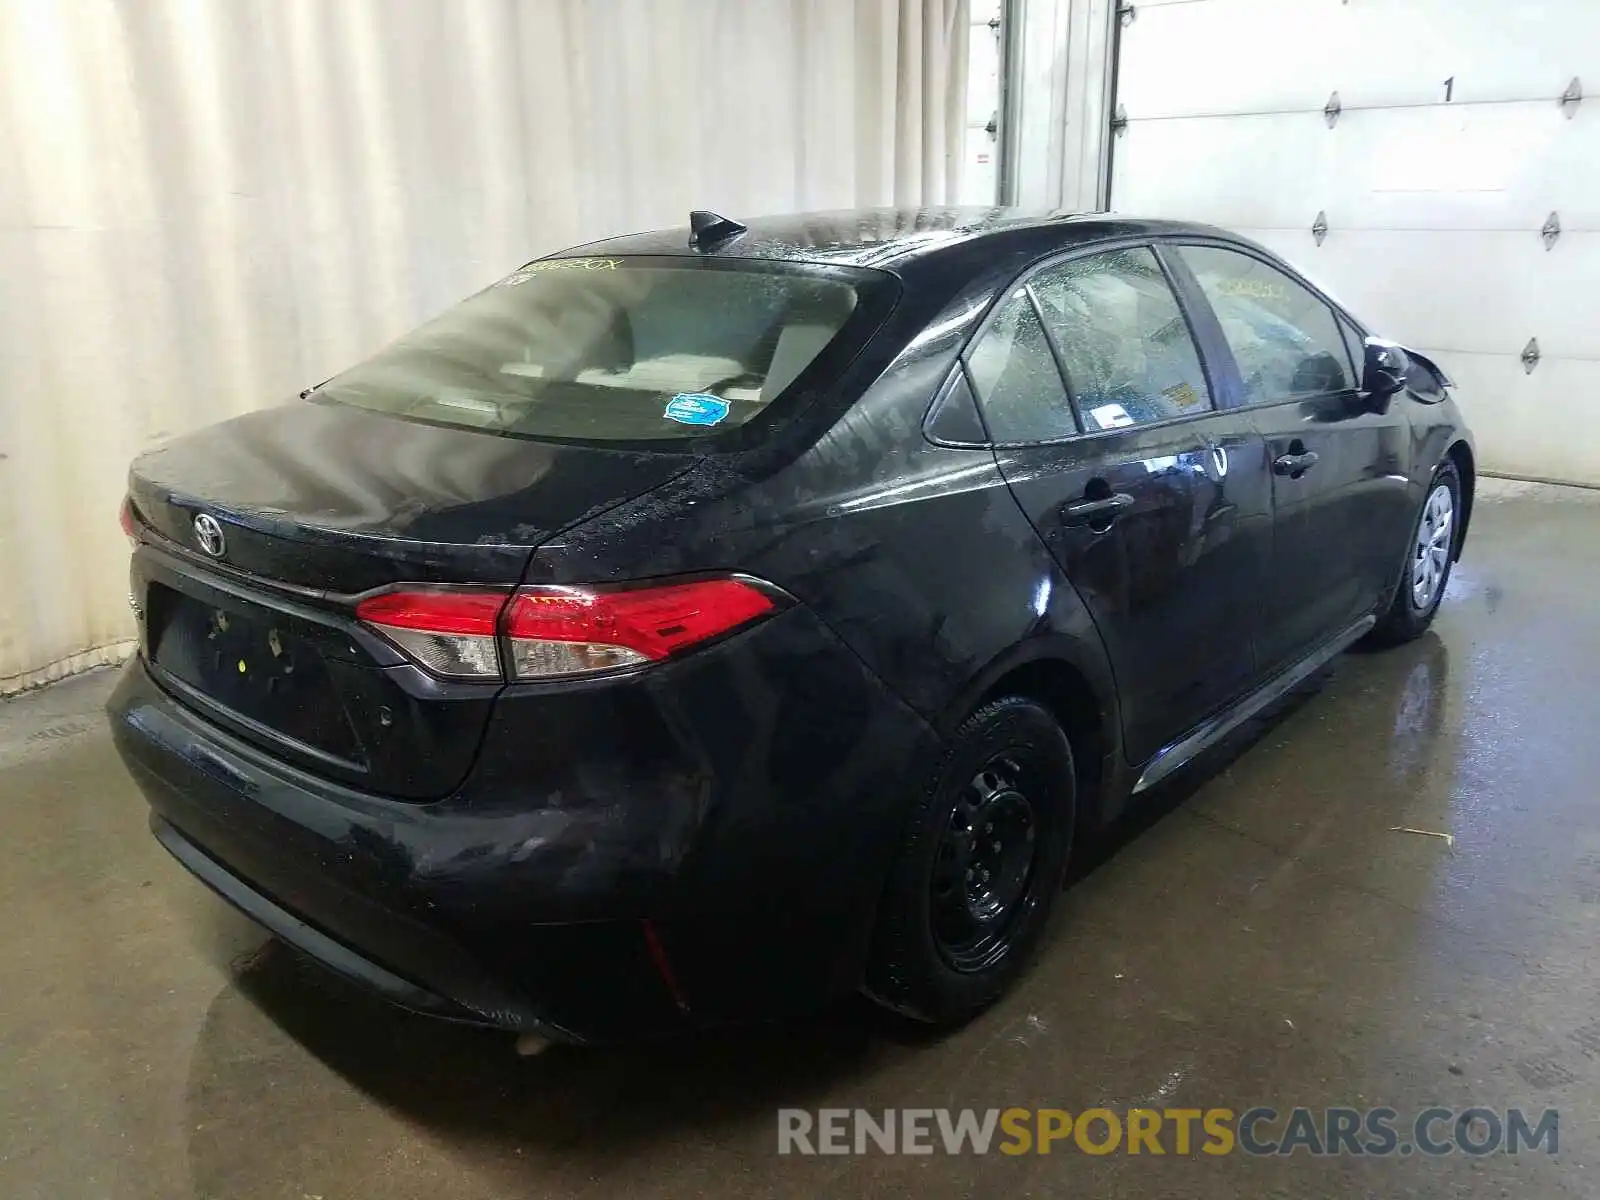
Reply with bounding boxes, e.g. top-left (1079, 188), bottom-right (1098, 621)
top-left (314, 256), bottom-right (889, 443)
